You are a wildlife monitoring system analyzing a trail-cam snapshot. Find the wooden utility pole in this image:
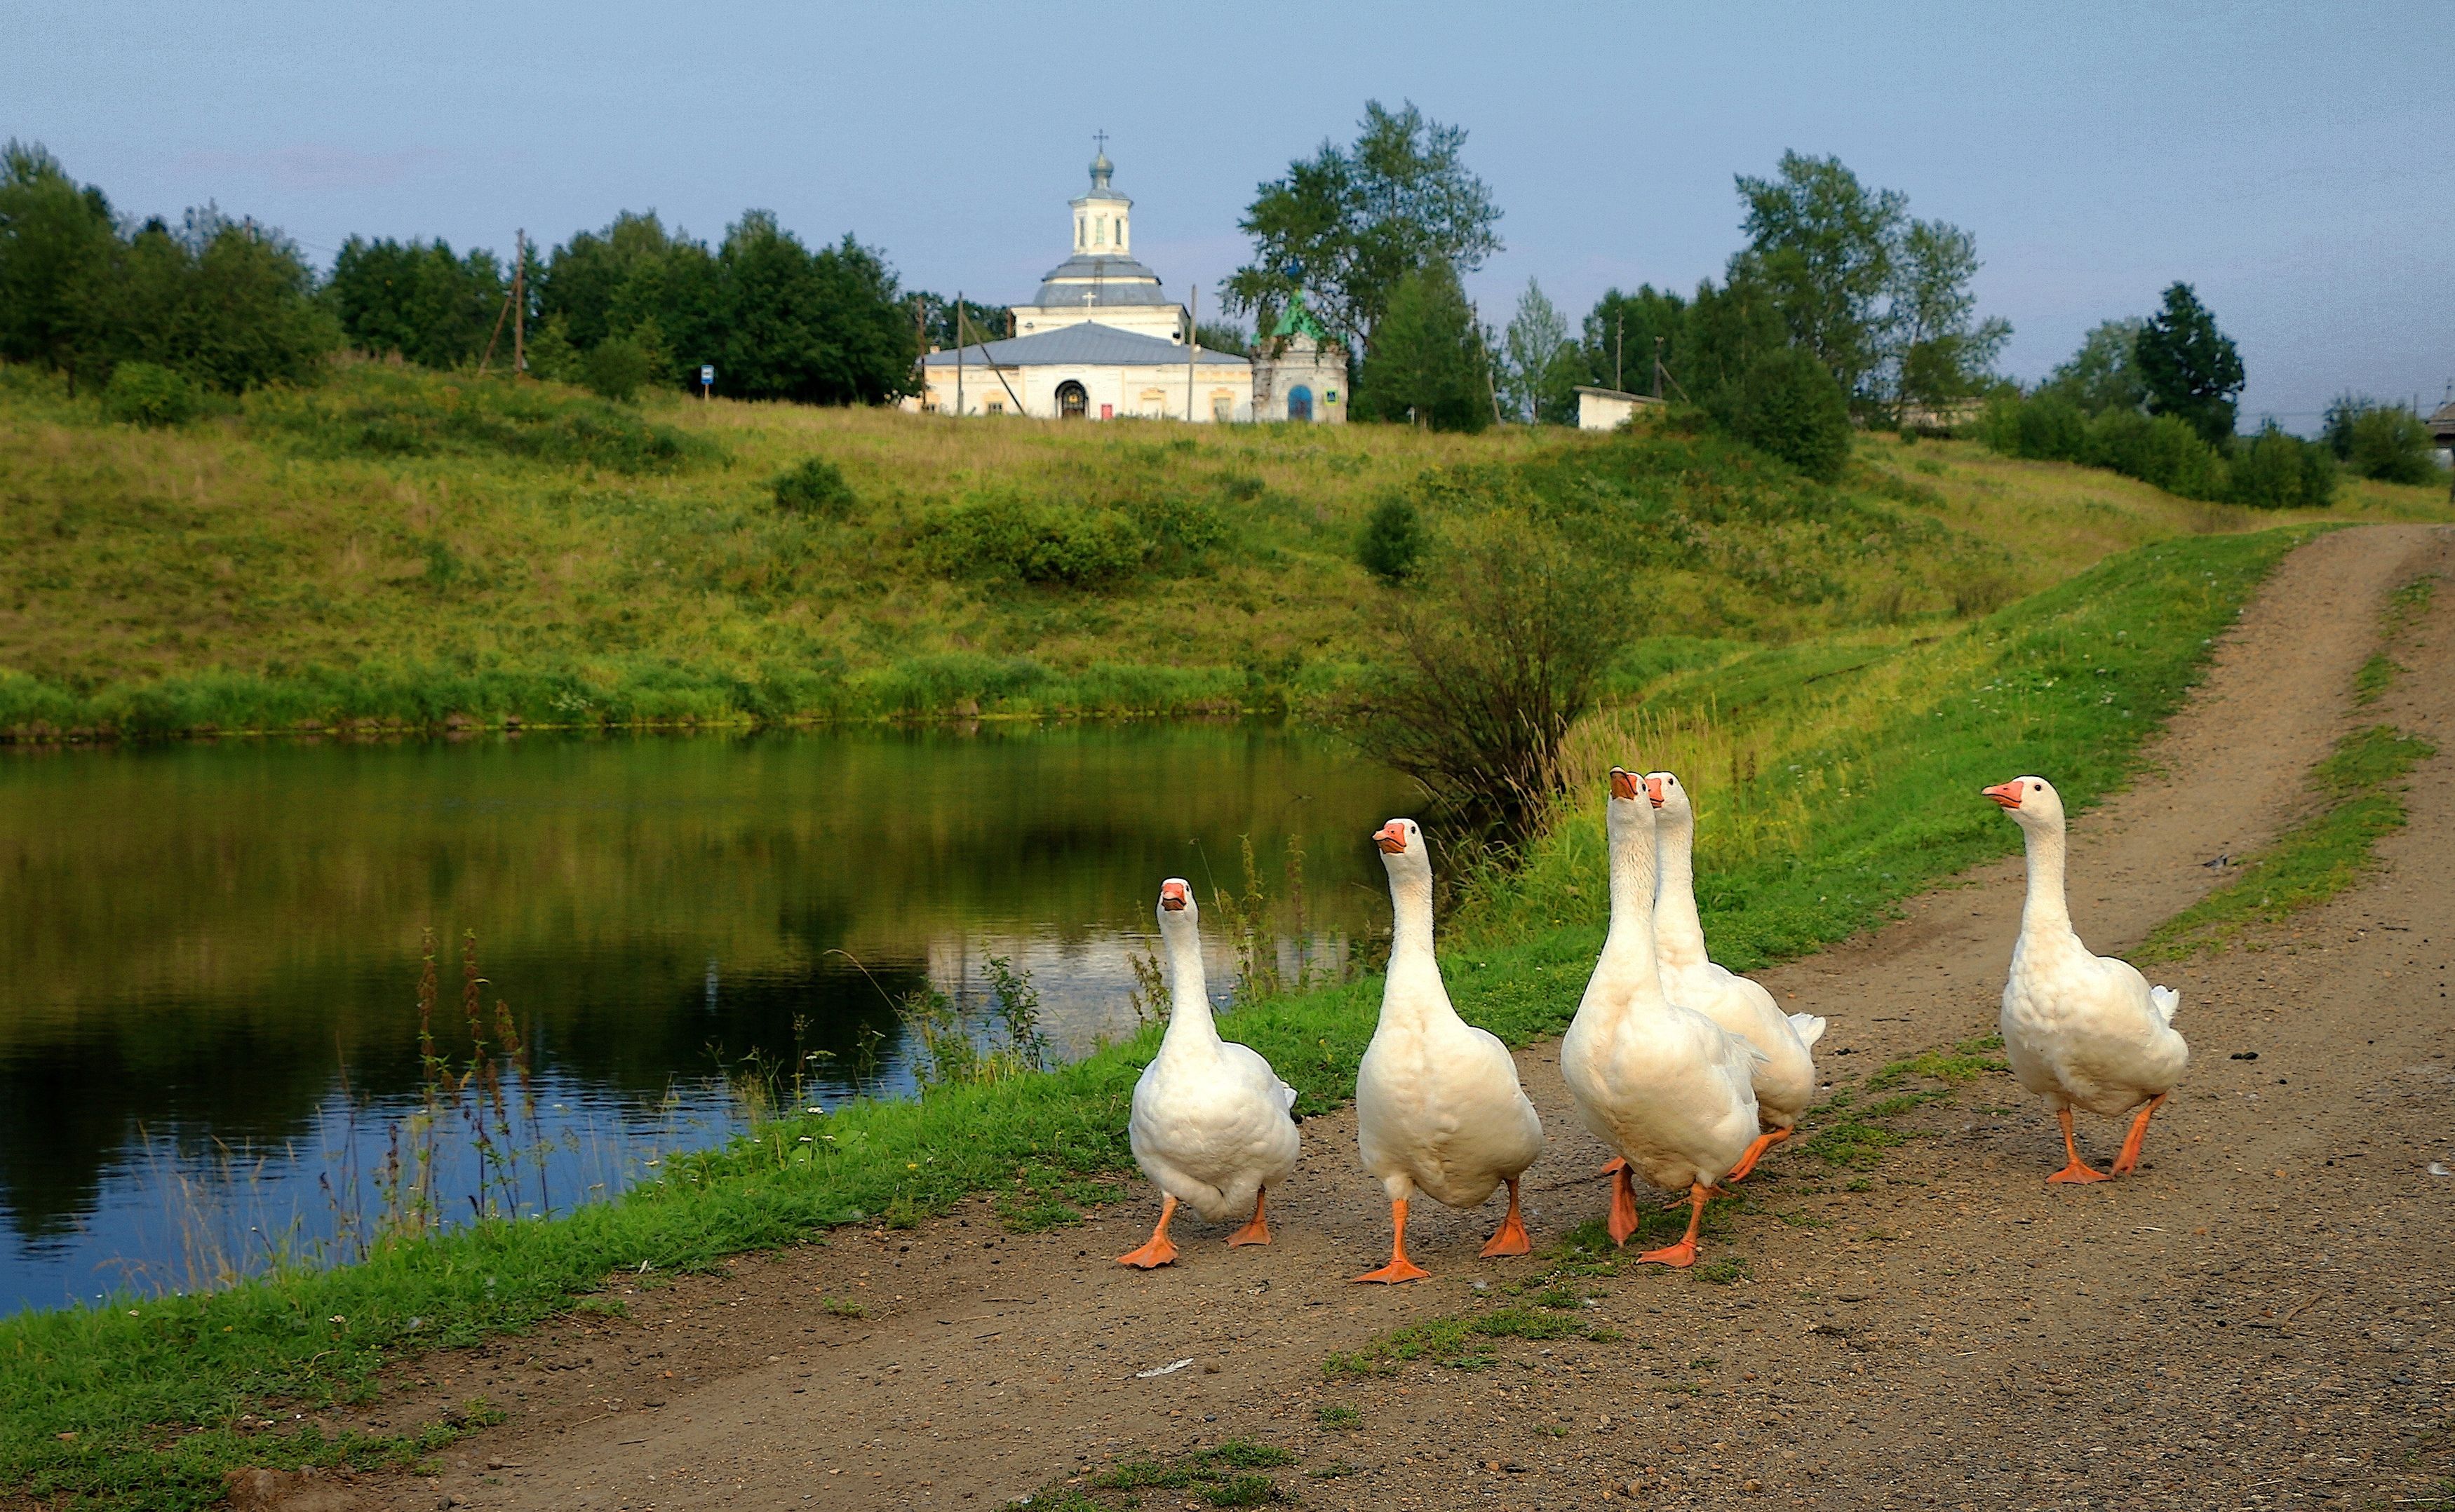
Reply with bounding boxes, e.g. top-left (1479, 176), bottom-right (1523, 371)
top-left (1473, 301), bottom-right (1503, 426)
top-left (1185, 285), bottom-right (1198, 423)
top-left (1615, 311), bottom-right (1625, 392)
top-left (511, 230), bottom-right (525, 377)
top-left (1653, 335), bottom-right (1664, 400)
top-left (955, 291), bottom-right (964, 417)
